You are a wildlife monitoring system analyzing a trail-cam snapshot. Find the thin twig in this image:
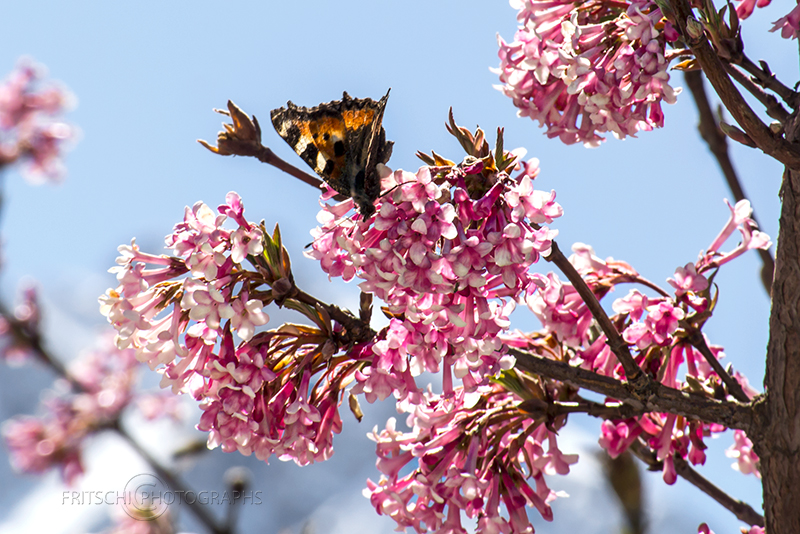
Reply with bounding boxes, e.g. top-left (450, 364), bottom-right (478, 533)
top-left (293, 288), bottom-right (377, 345)
top-left (199, 101), bottom-right (348, 202)
top-left (723, 64), bottom-right (791, 122)
top-left (683, 325), bottom-right (750, 403)
top-left (667, 0), bottom-right (800, 170)
top-left (251, 144), bottom-right (340, 196)
top-left (735, 55), bottom-right (798, 109)
top-left (629, 439), bottom-right (764, 527)
top-left (544, 241), bottom-right (647, 388)
top-left (683, 70), bottom-right (775, 294)
top-left (116, 424), bottom-right (230, 534)
top-left (519, 397), bottom-right (641, 420)
top-left (0, 307), bottom-right (229, 534)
